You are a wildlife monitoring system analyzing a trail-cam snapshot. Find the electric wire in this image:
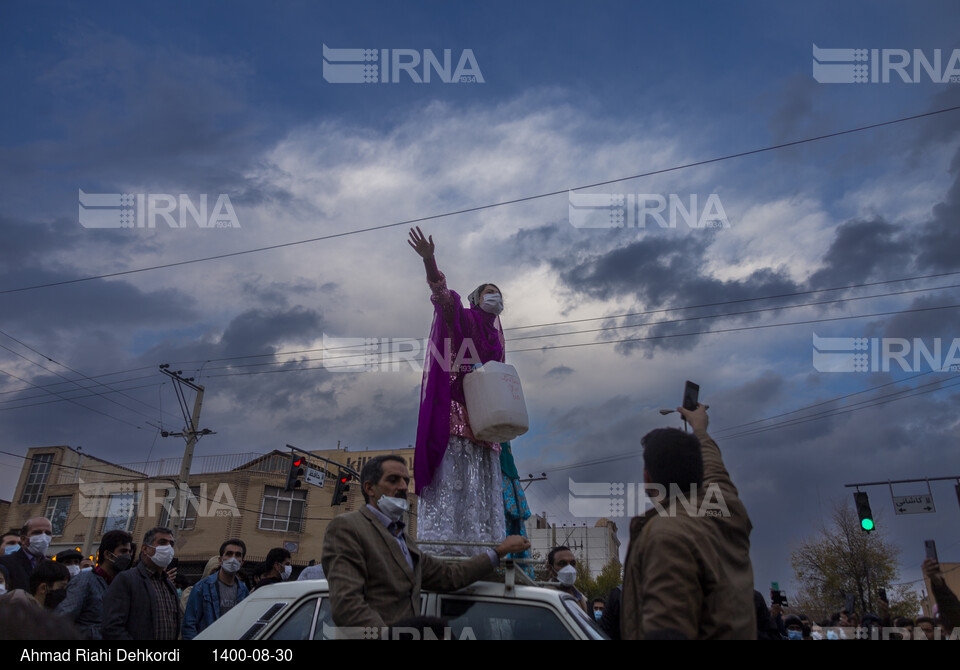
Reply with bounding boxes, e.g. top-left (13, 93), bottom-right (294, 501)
top-left (2, 105), bottom-right (957, 295)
